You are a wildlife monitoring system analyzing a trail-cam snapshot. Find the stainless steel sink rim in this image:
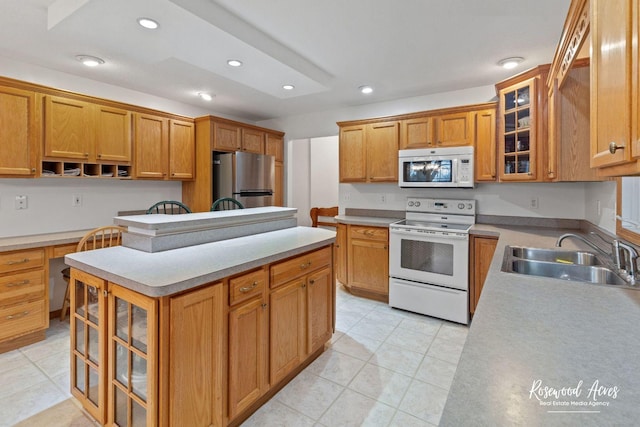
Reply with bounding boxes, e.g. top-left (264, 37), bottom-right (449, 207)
top-left (501, 245), bottom-right (638, 289)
